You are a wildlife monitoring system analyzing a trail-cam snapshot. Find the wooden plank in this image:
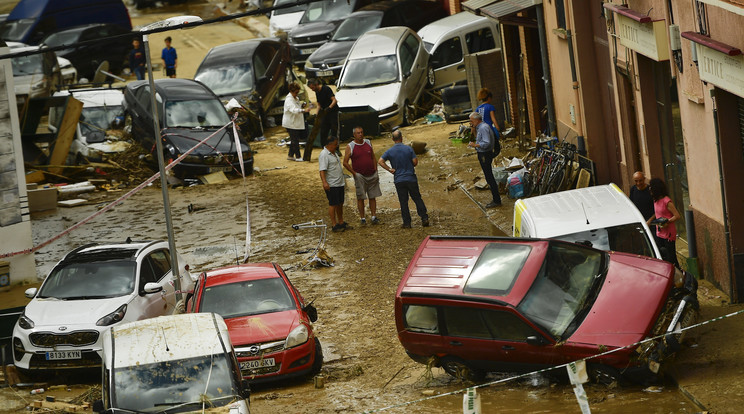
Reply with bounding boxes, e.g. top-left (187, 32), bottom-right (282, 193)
top-left (48, 97), bottom-right (83, 176)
